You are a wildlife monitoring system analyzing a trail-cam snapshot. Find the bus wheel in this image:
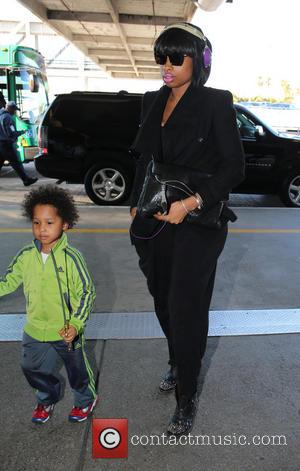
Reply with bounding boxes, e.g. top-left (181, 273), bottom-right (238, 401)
top-left (84, 163), bottom-right (132, 205)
